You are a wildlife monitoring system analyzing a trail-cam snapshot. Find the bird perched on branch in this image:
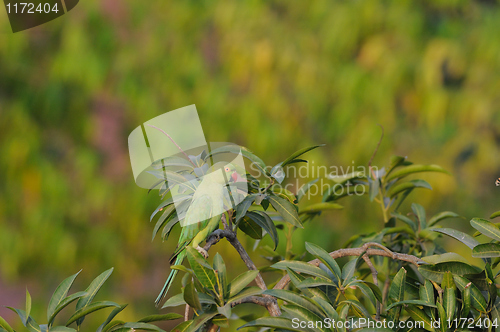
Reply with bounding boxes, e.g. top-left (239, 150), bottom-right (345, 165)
top-left (155, 163), bottom-right (240, 306)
